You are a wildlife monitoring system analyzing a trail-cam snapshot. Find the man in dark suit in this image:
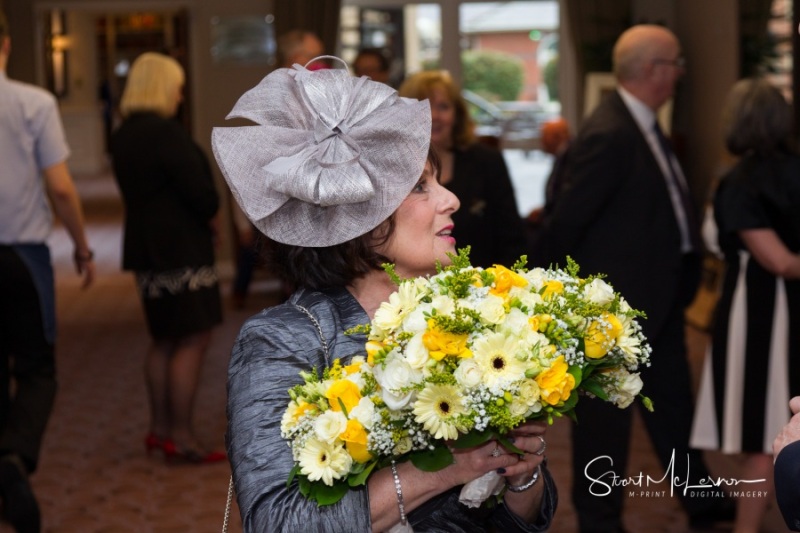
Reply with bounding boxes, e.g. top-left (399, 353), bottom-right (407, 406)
top-left (774, 396), bottom-right (800, 531)
top-left (533, 24), bottom-right (729, 531)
